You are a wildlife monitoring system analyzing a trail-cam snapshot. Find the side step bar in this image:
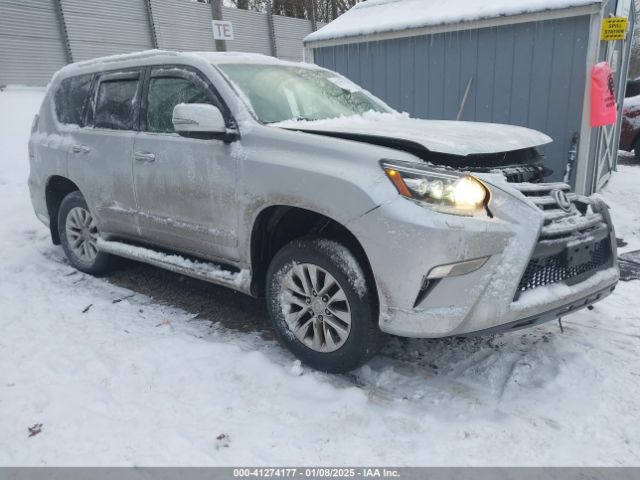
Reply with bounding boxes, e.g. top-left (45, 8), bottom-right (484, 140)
top-left (97, 239), bottom-right (251, 293)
